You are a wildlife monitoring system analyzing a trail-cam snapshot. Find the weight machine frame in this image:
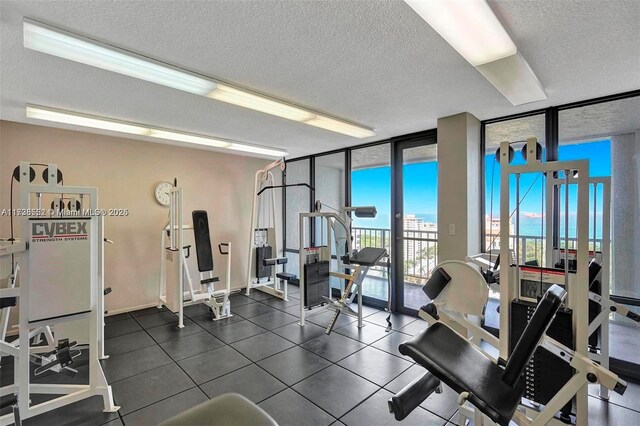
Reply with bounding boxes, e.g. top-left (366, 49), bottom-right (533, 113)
top-left (158, 185), bottom-right (232, 328)
top-left (0, 162), bottom-right (118, 425)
